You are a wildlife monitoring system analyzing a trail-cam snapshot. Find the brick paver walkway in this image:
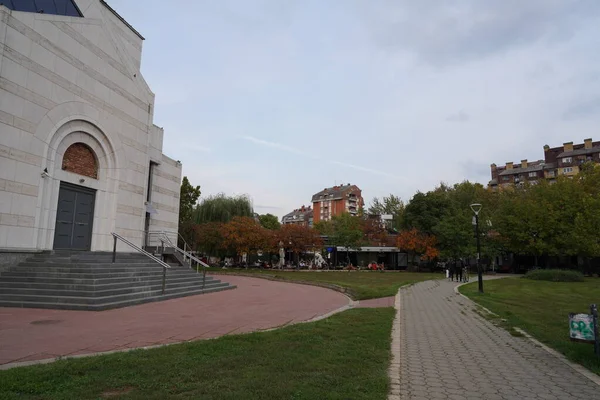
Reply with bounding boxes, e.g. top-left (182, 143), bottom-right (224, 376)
top-left (0, 276), bottom-right (349, 367)
top-left (391, 279), bottom-right (599, 400)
